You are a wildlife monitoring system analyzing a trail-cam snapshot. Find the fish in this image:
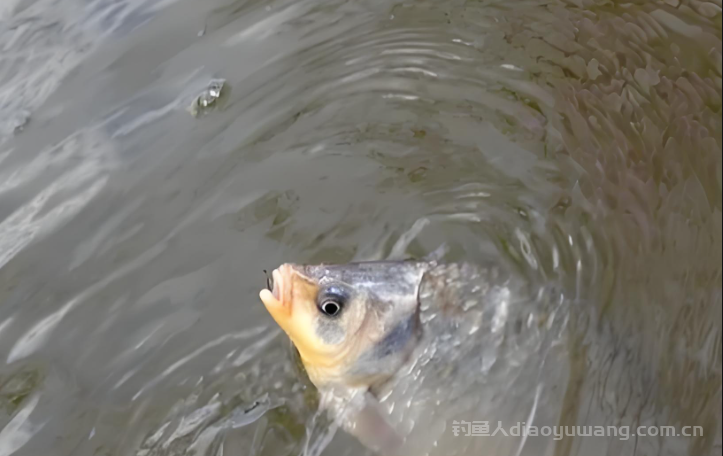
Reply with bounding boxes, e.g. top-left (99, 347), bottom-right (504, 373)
top-left (259, 259), bottom-right (563, 455)
top-left (258, 260), bottom-right (694, 456)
